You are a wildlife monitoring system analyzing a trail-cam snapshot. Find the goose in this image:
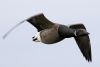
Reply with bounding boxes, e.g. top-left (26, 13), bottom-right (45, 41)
top-left (3, 13), bottom-right (92, 62)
